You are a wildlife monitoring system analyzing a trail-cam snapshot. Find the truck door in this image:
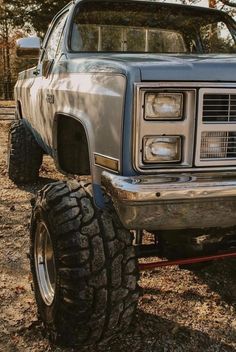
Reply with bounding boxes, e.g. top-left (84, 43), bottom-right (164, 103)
top-left (29, 10), bottom-right (69, 155)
